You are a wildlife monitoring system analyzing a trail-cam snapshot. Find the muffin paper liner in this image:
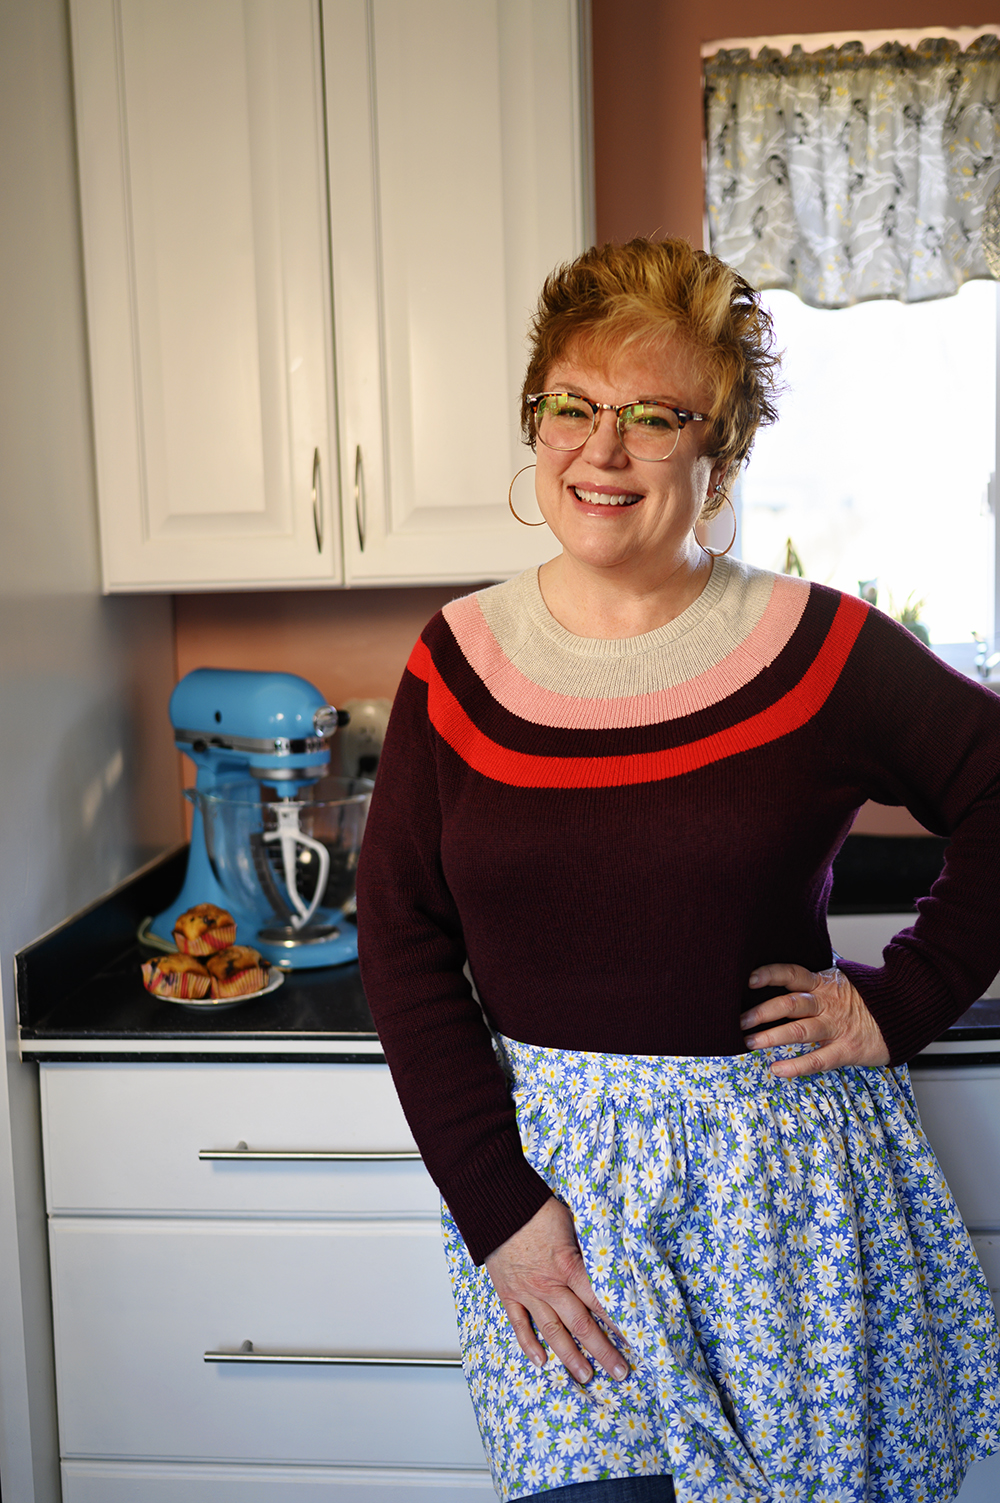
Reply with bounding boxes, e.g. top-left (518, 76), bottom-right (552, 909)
top-left (173, 924), bottom-right (237, 955)
top-left (141, 959), bottom-right (211, 1000)
top-left (210, 966), bottom-right (269, 999)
